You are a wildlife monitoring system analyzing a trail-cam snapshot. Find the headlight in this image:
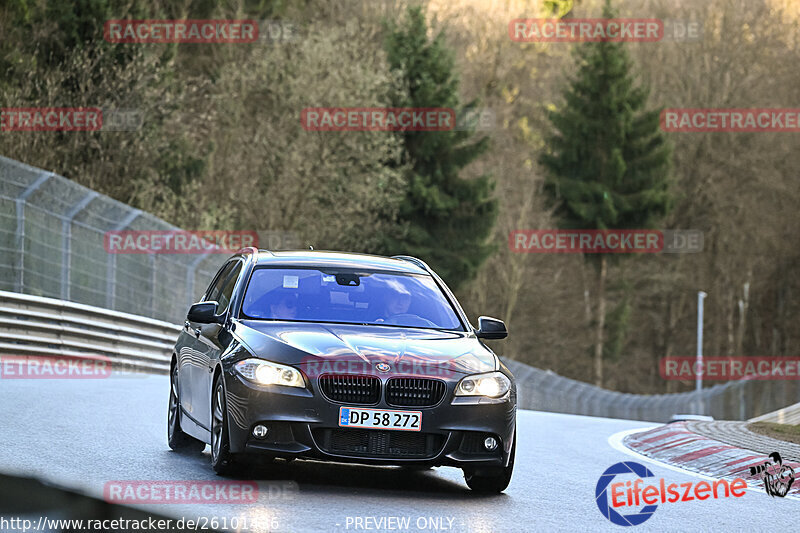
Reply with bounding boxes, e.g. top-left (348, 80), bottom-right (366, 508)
top-left (455, 371), bottom-right (511, 398)
top-left (234, 358), bottom-right (305, 388)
